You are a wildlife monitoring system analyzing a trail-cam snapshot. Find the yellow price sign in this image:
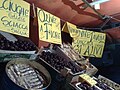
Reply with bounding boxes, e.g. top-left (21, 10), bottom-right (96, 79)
top-left (0, 0), bottom-right (30, 37)
top-left (79, 74), bottom-right (97, 86)
top-left (62, 22), bottom-right (106, 58)
top-left (37, 7), bottom-right (61, 44)
top-left (71, 29), bottom-right (106, 58)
